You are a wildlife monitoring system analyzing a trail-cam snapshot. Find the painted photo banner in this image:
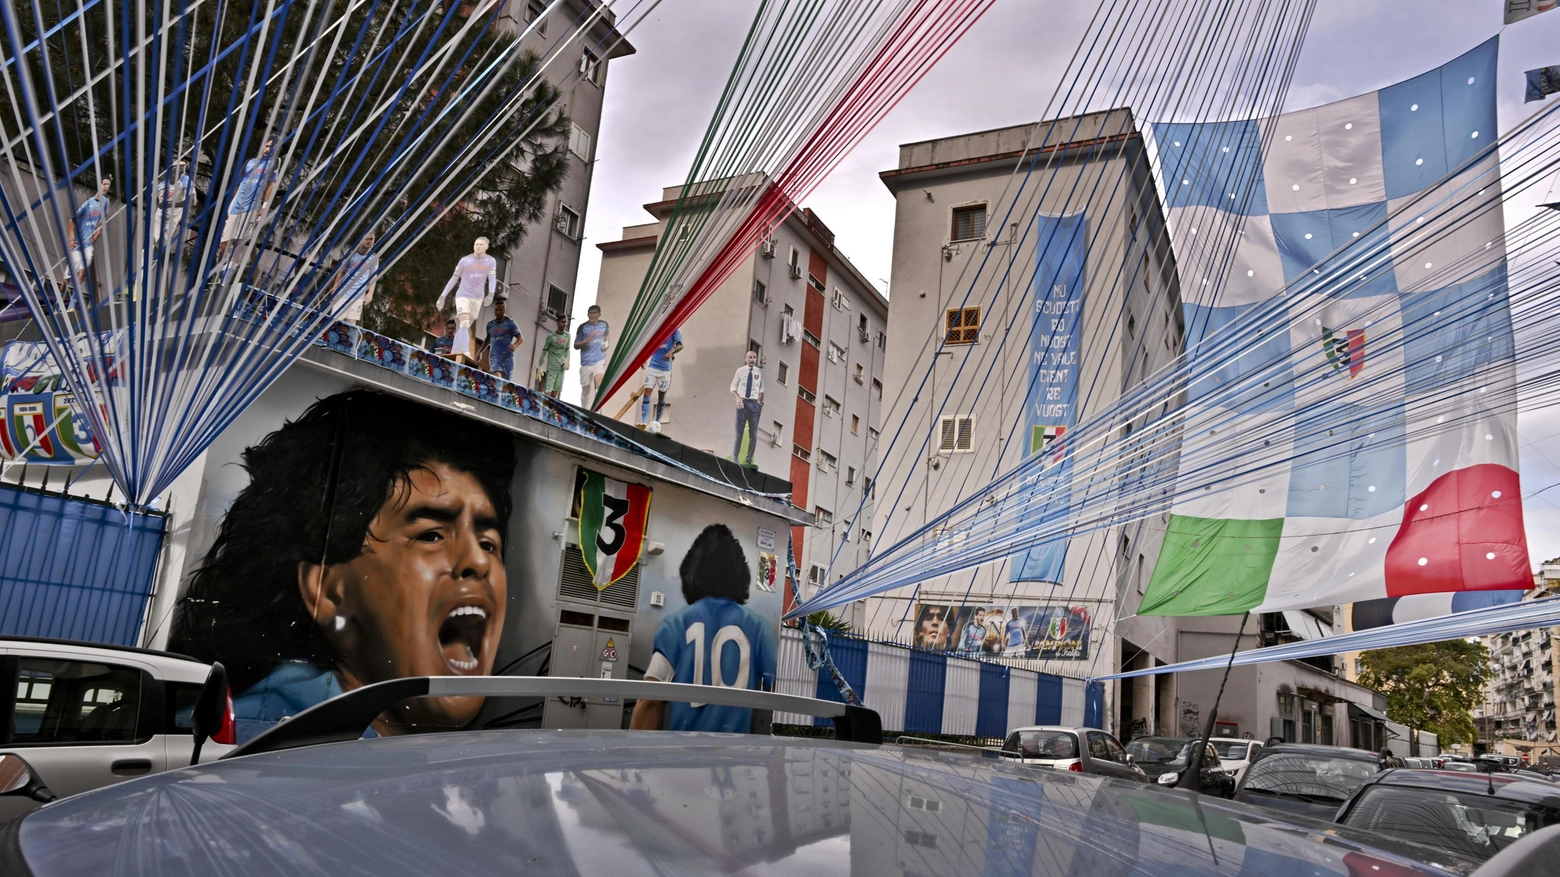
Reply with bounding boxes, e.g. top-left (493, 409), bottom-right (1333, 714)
top-left (913, 602), bottom-right (1092, 660)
